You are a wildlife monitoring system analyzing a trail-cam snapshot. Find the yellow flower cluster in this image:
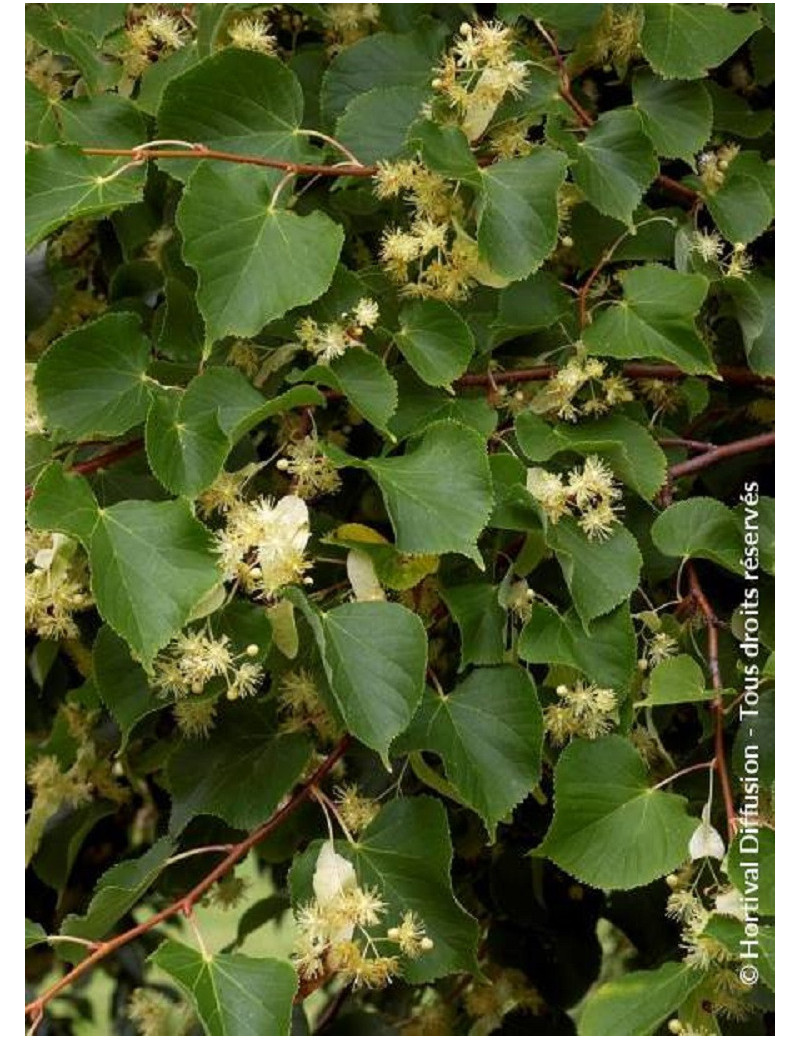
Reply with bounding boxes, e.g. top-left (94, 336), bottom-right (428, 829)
top-left (464, 967), bottom-right (544, 1034)
top-left (375, 160), bottom-right (483, 302)
top-left (690, 229), bottom-right (724, 262)
top-left (527, 455), bottom-right (624, 541)
top-left (213, 494), bottom-right (312, 598)
top-left (663, 874), bottom-right (752, 1021)
top-left (431, 21), bottom-right (530, 141)
top-left (643, 630), bottom-right (679, 669)
top-left (227, 17), bottom-right (277, 55)
top-left (292, 842), bottom-right (433, 989)
top-left (590, 6), bottom-right (642, 73)
top-left (322, 3), bottom-right (381, 50)
top-left (25, 532), bottom-right (93, 640)
top-left (127, 989), bottom-right (191, 1037)
top-left (25, 364), bottom-right (45, 435)
top-left (544, 681), bottom-right (618, 745)
top-left (277, 669), bottom-right (339, 742)
top-left (535, 357), bottom-right (633, 422)
top-left (123, 7), bottom-right (189, 78)
top-left (196, 463), bottom-right (261, 519)
top-left (277, 436), bottom-right (342, 499)
top-left (295, 298), bottom-right (380, 364)
top-left (335, 783), bottom-right (380, 834)
top-left (636, 377), bottom-right (682, 417)
top-left (697, 143), bottom-right (740, 194)
top-left (153, 630), bottom-right (263, 701)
